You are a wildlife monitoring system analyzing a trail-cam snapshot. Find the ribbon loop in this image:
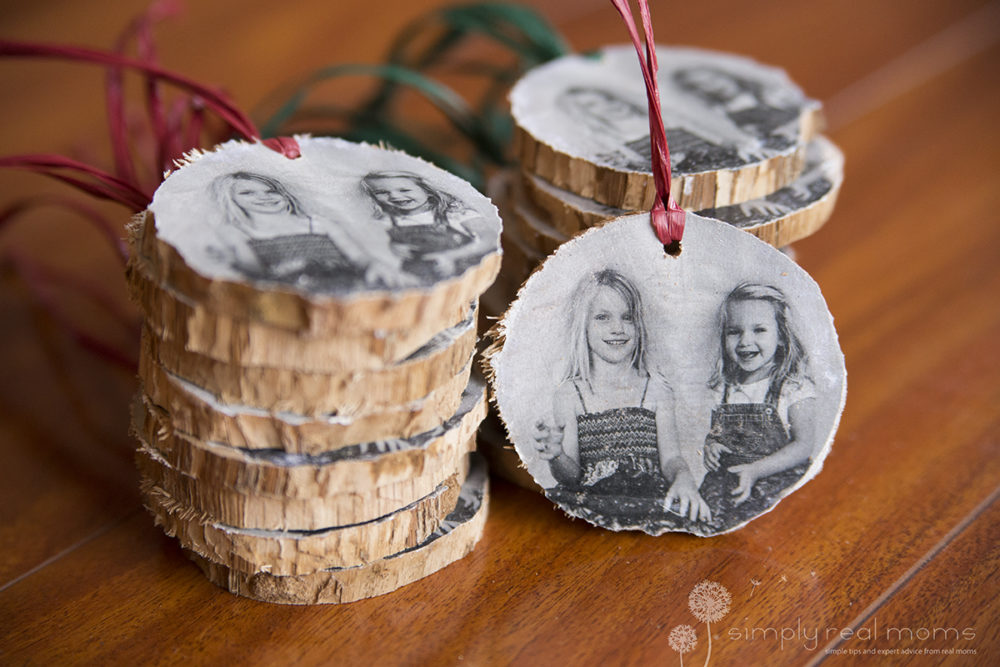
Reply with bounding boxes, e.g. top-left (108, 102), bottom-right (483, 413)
top-left (608, 0), bottom-right (684, 250)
